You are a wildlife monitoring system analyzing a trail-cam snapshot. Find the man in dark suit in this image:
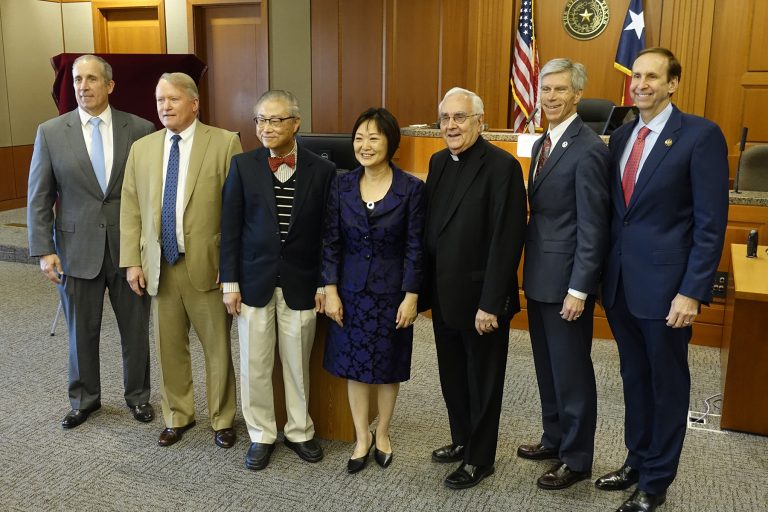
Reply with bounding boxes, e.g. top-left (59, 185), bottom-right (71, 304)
top-left (518, 58), bottom-right (610, 490)
top-left (27, 55), bottom-right (155, 429)
top-left (220, 90), bottom-right (335, 471)
top-left (597, 48), bottom-right (729, 512)
top-left (421, 87), bottom-right (527, 489)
